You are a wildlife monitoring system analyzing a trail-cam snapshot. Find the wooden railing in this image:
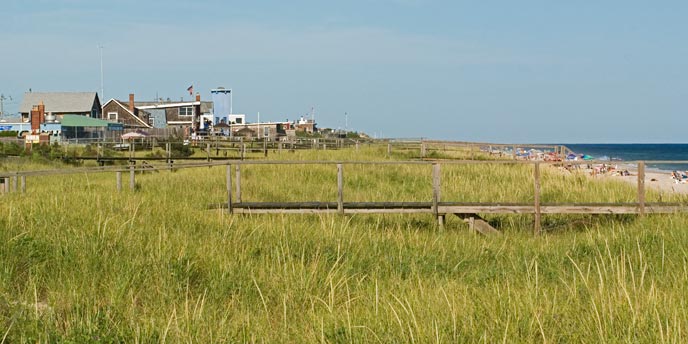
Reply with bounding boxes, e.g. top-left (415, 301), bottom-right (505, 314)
top-left (4, 154), bottom-right (685, 235)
